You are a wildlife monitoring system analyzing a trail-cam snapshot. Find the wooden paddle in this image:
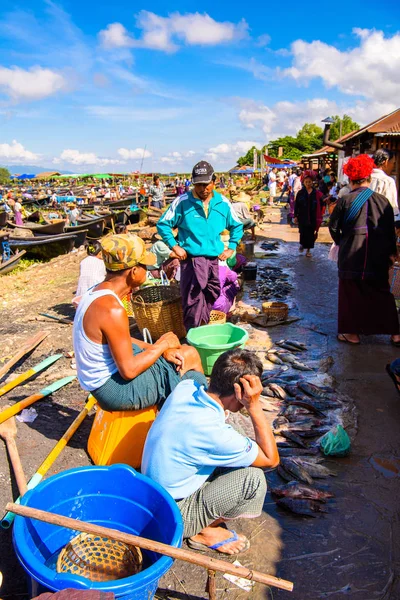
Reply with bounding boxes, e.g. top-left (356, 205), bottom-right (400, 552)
top-left (0, 331), bottom-right (48, 380)
top-left (0, 409), bottom-right (27, 496)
